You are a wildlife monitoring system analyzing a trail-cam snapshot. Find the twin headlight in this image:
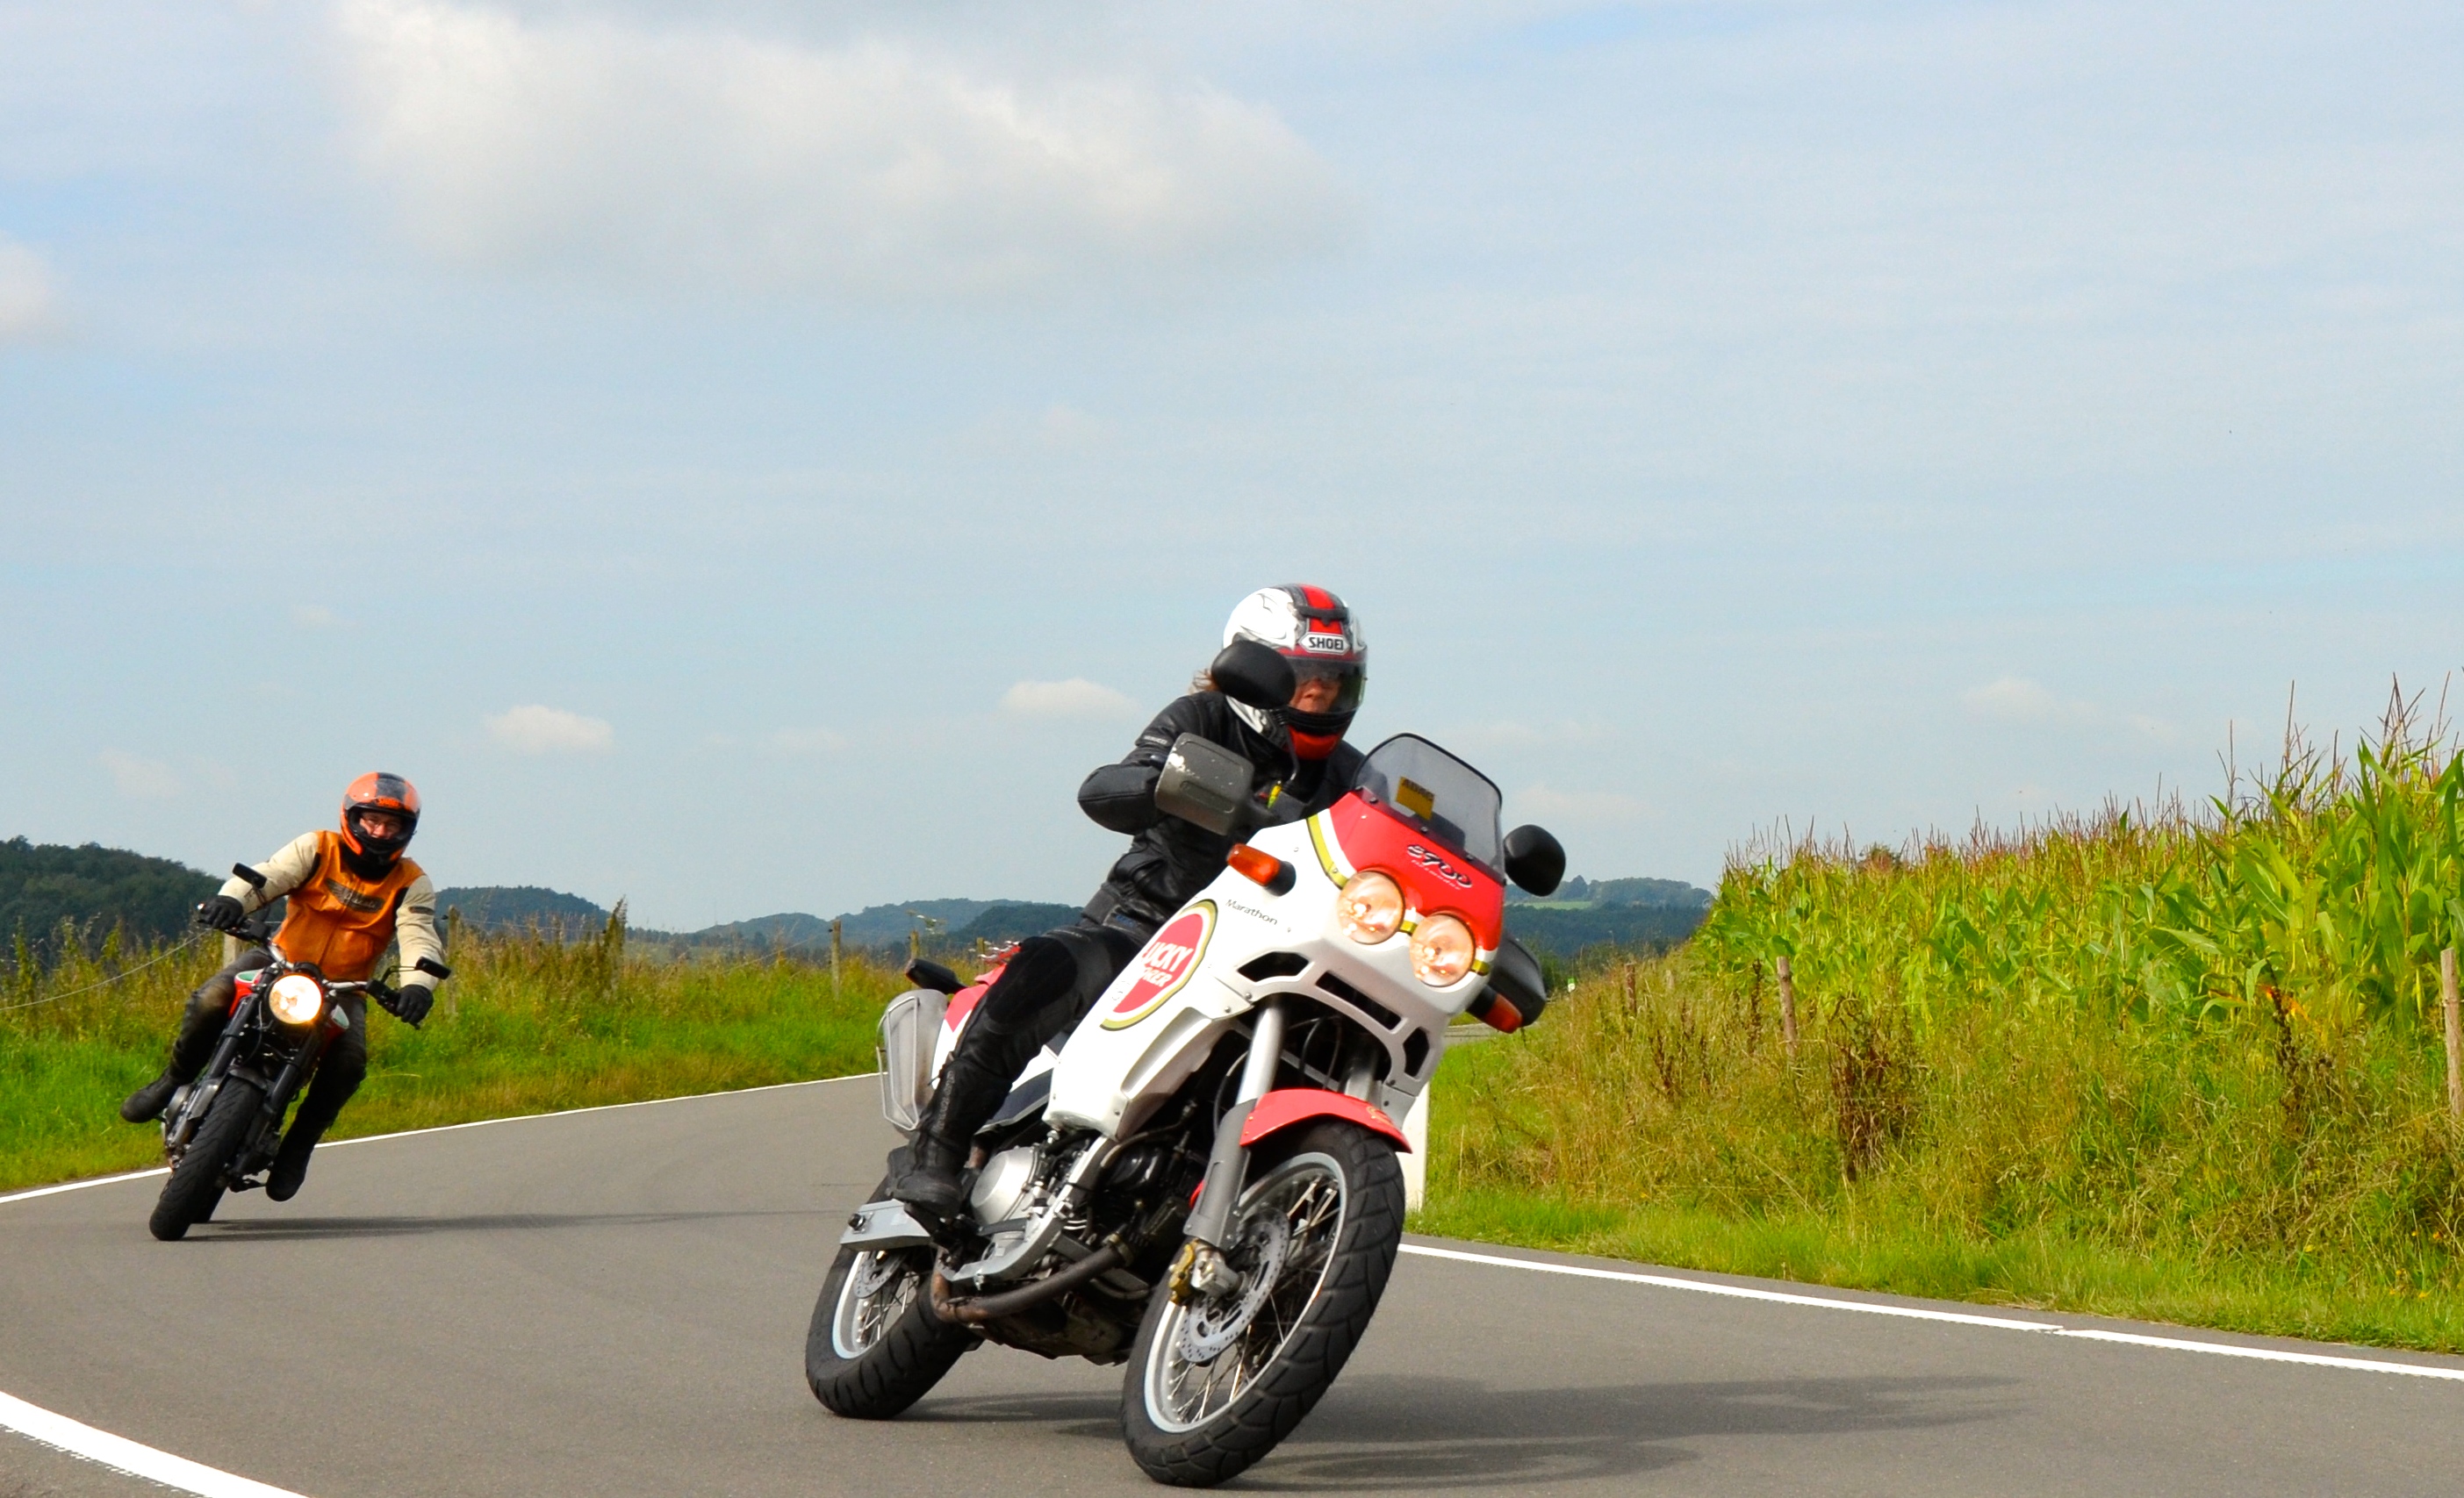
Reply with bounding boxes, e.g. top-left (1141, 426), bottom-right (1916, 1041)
top-left (267, 973), bottom-right (326, 1027)
top-left (1334, 871), bottom-right (1476, 987)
